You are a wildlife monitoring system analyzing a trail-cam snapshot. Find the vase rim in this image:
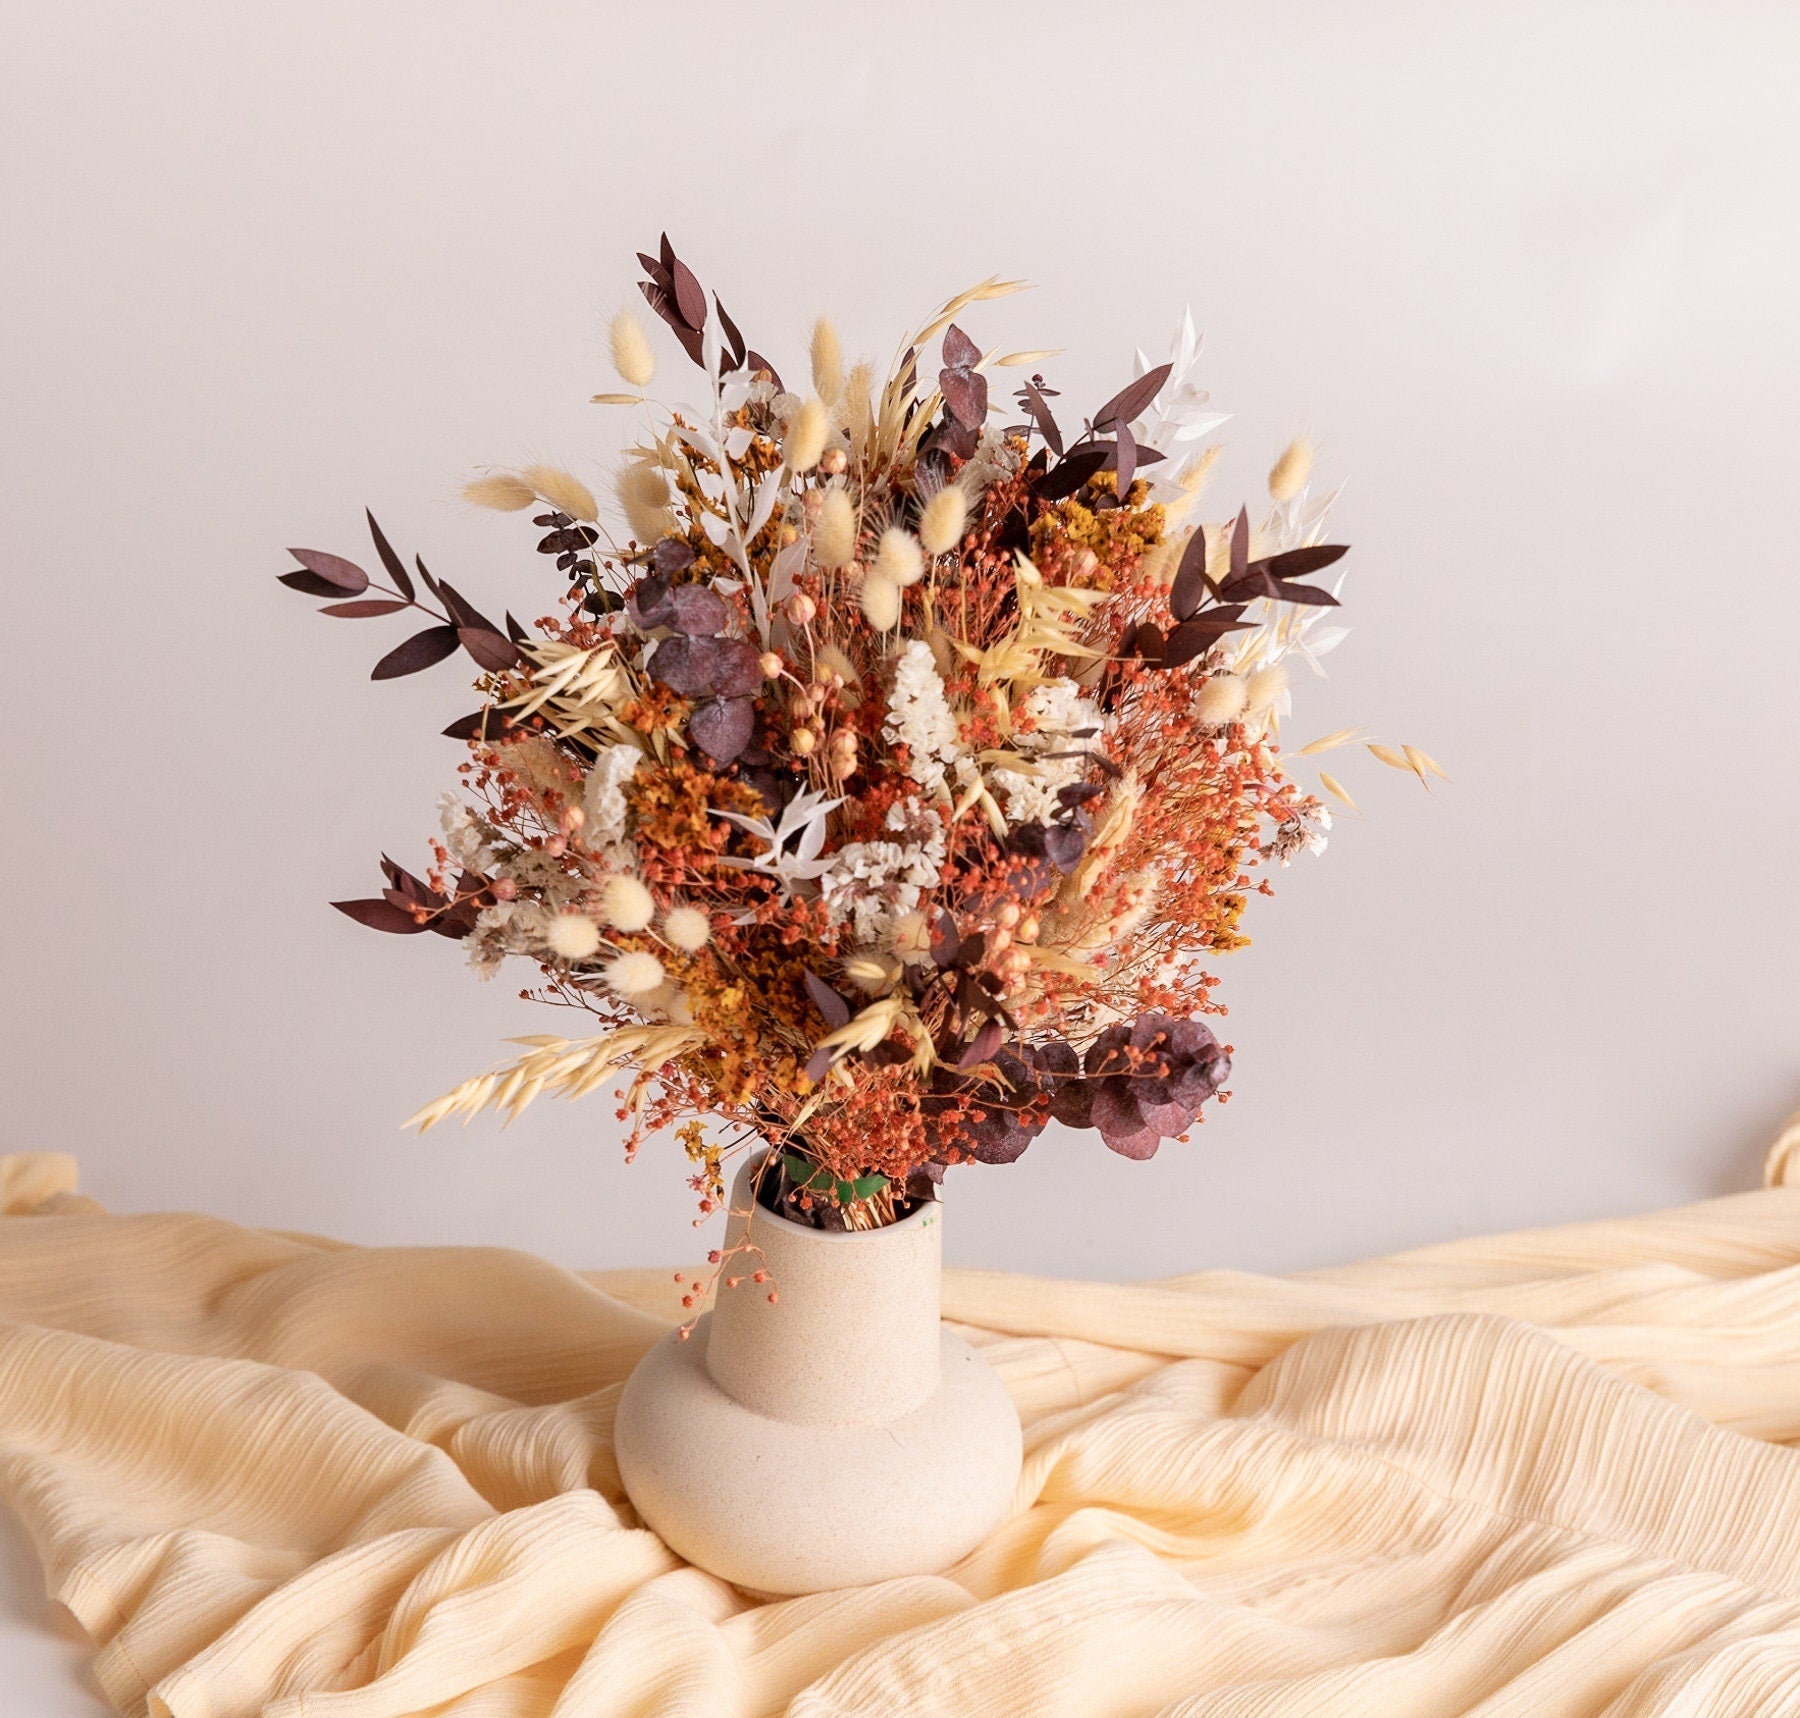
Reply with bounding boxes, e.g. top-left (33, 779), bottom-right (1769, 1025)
top-left (730, 1147), bottom-right (939, 1245)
